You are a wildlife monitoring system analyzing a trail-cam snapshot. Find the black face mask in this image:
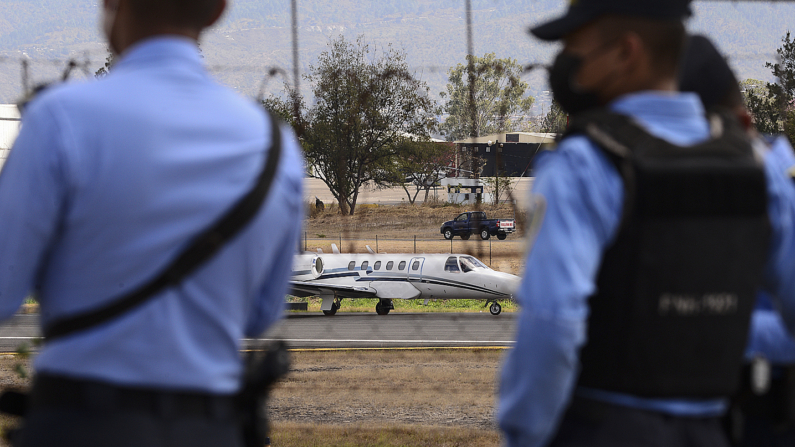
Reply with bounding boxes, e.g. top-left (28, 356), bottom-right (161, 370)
top-left (549, 51), bottom-right (602, 116)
